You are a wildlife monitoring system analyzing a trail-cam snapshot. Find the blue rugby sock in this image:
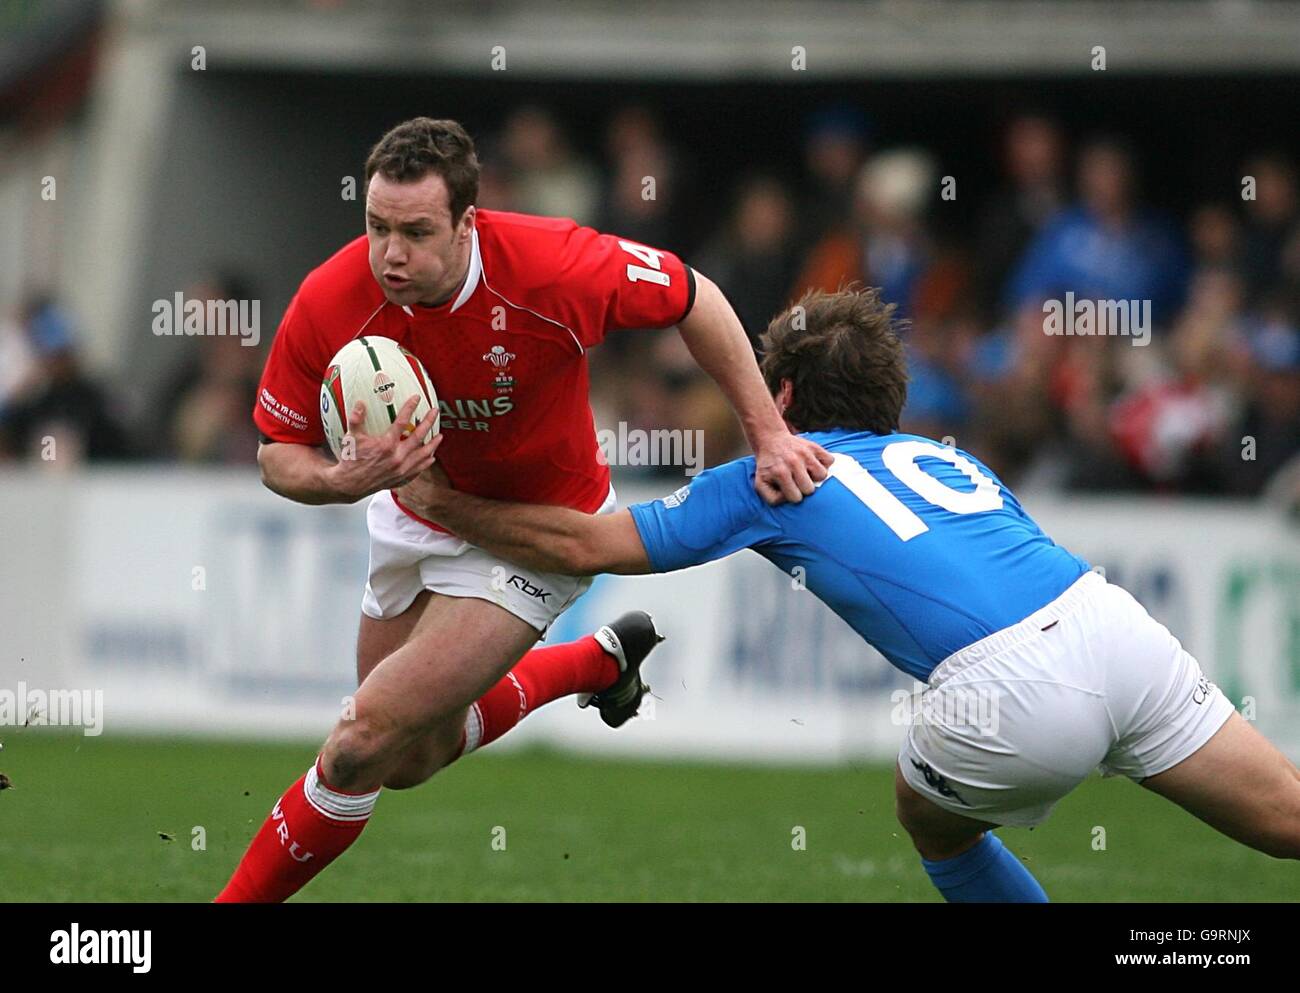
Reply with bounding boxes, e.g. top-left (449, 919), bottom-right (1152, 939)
top-left (921, 832), bottom-right (1048, 903)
